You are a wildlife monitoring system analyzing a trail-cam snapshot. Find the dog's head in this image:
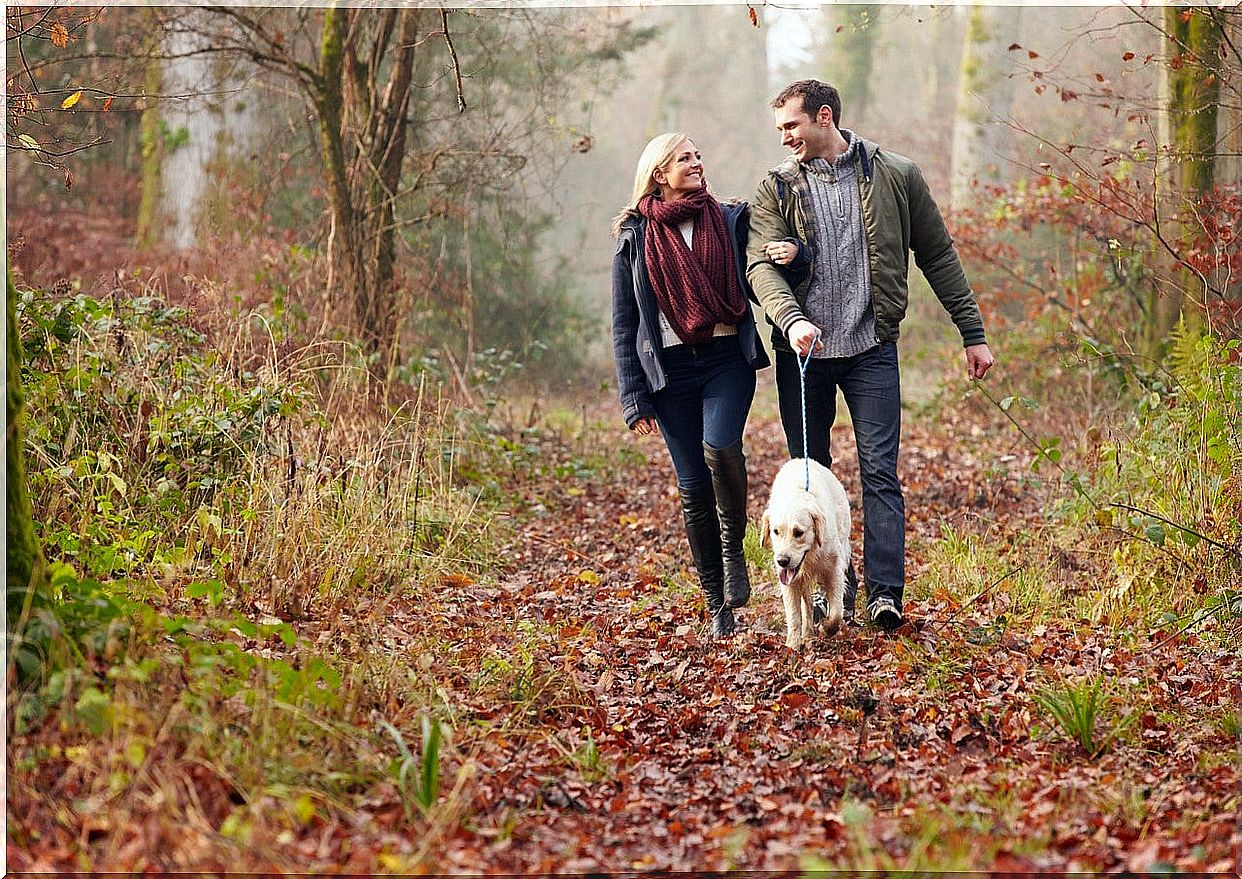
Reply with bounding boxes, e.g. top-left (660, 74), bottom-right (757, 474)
top-left (760, 494), bottom-right (826, 587)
